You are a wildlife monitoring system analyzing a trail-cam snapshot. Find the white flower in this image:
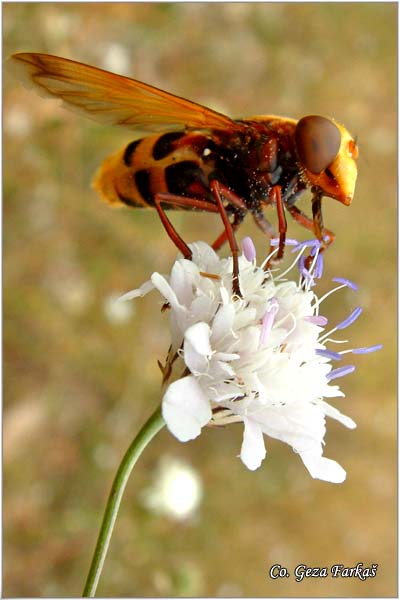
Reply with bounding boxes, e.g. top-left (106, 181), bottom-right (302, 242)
top-left (123, 238), bottom-right (382, 484)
